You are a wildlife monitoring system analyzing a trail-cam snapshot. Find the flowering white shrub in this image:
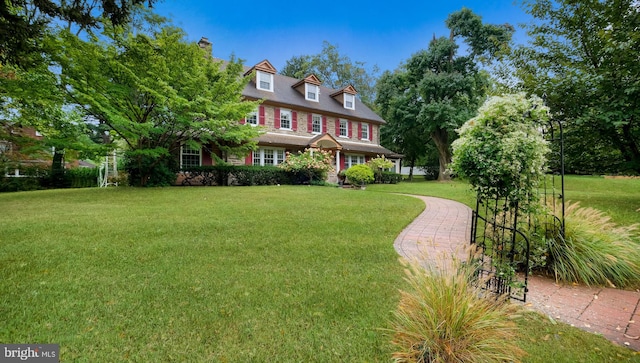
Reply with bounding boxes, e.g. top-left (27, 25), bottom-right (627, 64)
top-left (278, 148), bottom-right (334, 182)
top-left (451, 94), bottom-right (550, 212)
top-left (367, 155), bottom-right (395, 182)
